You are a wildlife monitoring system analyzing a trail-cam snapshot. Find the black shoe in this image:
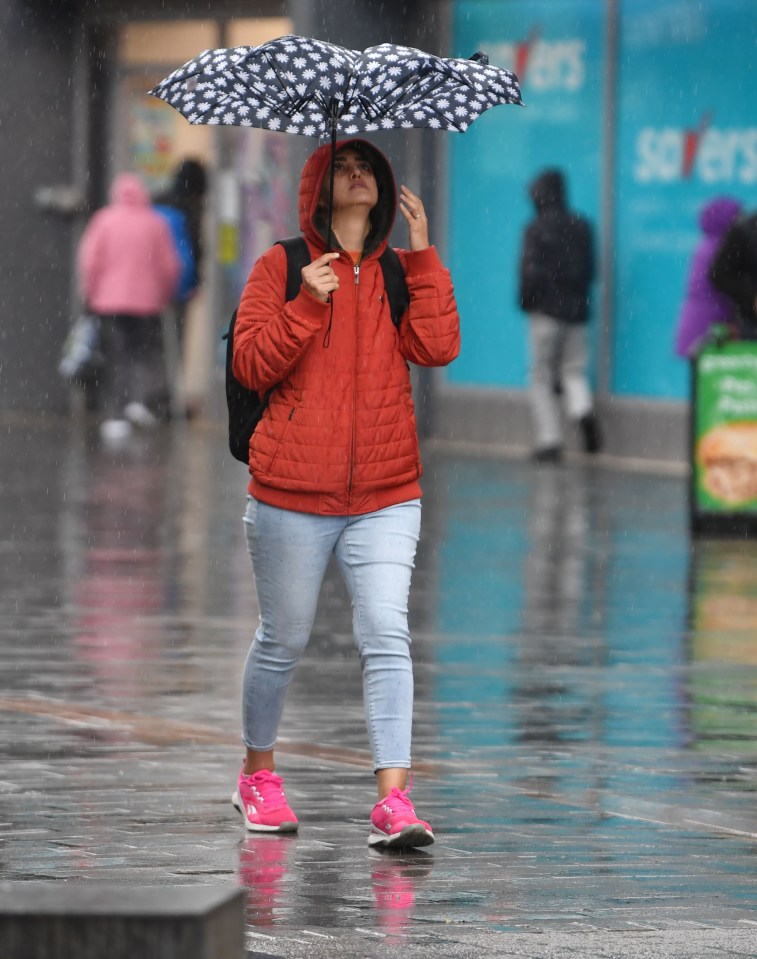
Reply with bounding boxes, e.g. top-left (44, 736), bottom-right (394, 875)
top-left (532, 445), bottom-right (562, 463)
top-left (579, 412), bottom-right (602, 454)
